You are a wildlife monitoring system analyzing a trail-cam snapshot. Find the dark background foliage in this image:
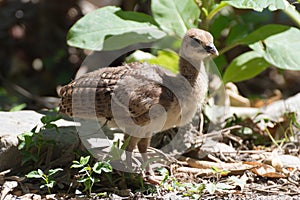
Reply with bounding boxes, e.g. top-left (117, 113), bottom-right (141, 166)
top-left (0, 0), bottom-right (299, 111)
top-left (0, 0), bottom-right (83, 110)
